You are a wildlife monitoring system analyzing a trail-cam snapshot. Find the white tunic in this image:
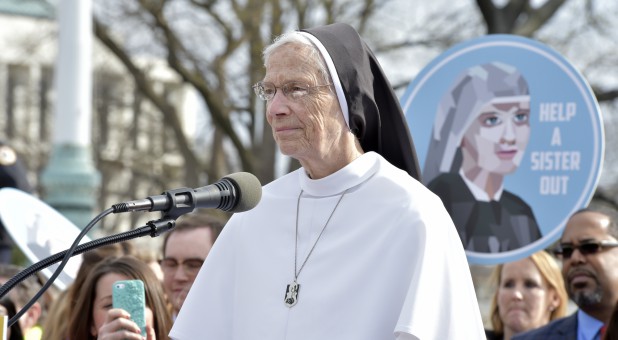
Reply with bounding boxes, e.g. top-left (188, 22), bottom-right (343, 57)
top-left (170, 152), bottom-right (484, 340)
